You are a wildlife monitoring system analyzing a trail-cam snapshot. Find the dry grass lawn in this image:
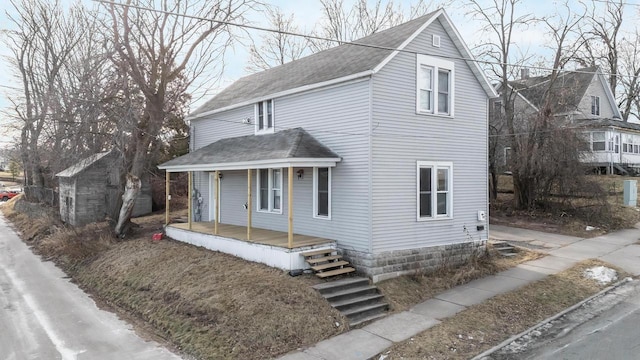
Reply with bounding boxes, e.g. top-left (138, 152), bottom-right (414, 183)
top-left (378, 248), bottom-right (544, 312)
top-left (492, 174), bottom-right (640, 238)
top-left (2, 200), bottom-right (346, 360)
top-left (381, 259), bottom-right (629, 360)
